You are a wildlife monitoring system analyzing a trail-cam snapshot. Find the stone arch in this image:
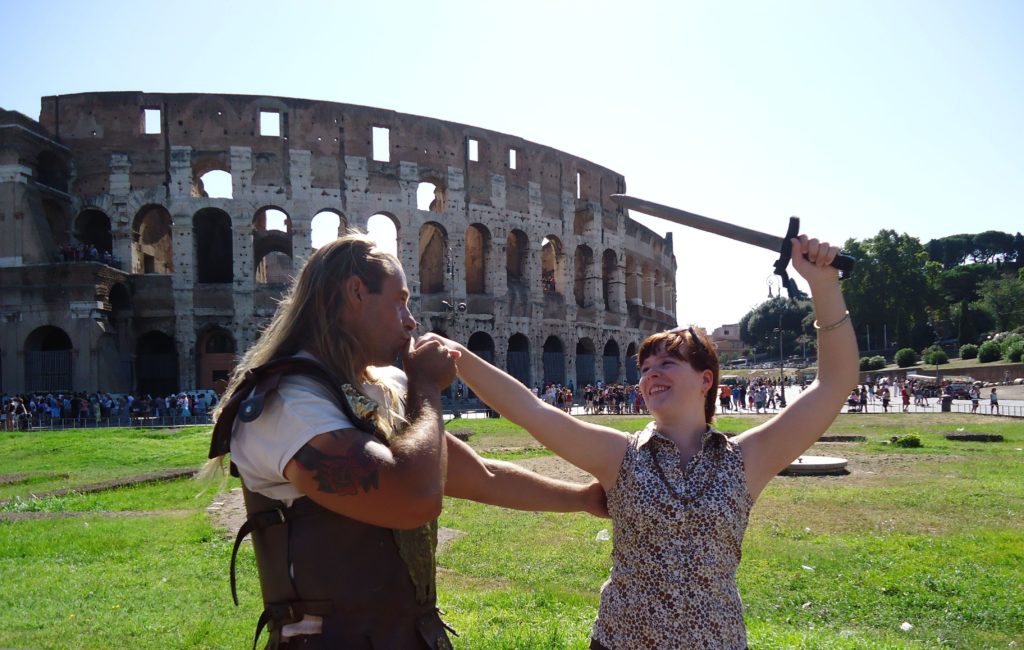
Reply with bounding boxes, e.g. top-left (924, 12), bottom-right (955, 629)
top-left (418, 222), bottom-right (447, 295)
top-left (136, 331), bottom-right (179, 397)
top-left (24, 325), bottom-right (73, 392)
top-left (602, 249), bottom-right (618, 311)
top-left (197, 327), bottom-right (236, 392)
top-left (542, 335), bottom-right (566, 386)
top-left (416, 180), bottom-right (446, 213)
top-left (654, 270), bottom-right (664, 309)
top-left (193, 155), bottom-right (233, 199)
top-left (193, 207), bottom-right (233, 283)
top-left (311, 209), bottom-right (346, 250)
top-left (625, 342), bottom-right (639, 383)
top-left (467, 332), bottom-right (495, 365)
top-left (506, 333), bottom-right (531, 387)
top-left (465, 223), bottom-right (490, 295)
top-left (603, 338), bottom-right (621, 384)
top-left (254, 206), bottom-right (293, 285)
top-left (576, 337), bottom-right (596, 388)
top-left (506, 229), bottom-right (529, 287)
top-left (625, 255), bottom-right (638, 303)
top-left (74, 208), bottom-right (112, 255)
top-left (574, 244), bottom-right (594, 308)
top-left (132, 204), bottom-right (174, 274)
top-left (641, 262), bottom-right (653, 305)
top-left (367, 213), bottom-right (399, 257)
top-left (541, 236), bottom-right (564, 295)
